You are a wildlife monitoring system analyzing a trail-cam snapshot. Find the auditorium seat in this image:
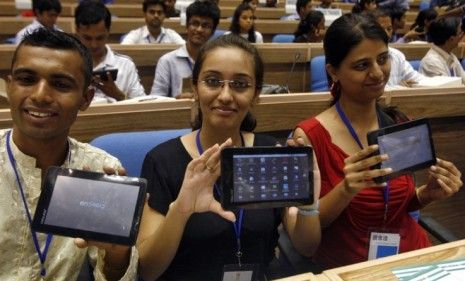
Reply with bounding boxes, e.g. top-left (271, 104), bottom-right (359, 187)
top-left (90, 128), bottom-right (191, 177)
top-left (310, 55), bottom-right (329, 92)
top-left (272, 34), bottom-right (295, 43)
top-left (408, 59), bottom-right (421, 71)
